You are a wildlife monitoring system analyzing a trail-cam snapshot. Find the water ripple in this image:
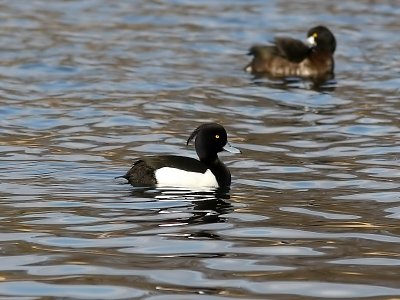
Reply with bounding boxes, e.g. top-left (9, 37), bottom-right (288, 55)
top-left (0, 0), bottom-right (399, 299)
